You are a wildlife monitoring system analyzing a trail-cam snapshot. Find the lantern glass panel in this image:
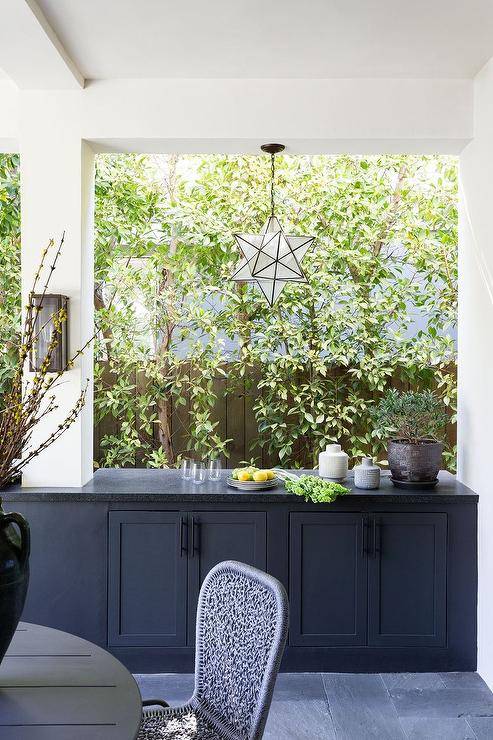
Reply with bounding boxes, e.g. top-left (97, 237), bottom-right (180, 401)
top-left (30, 294), bottom-right (69, 373)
